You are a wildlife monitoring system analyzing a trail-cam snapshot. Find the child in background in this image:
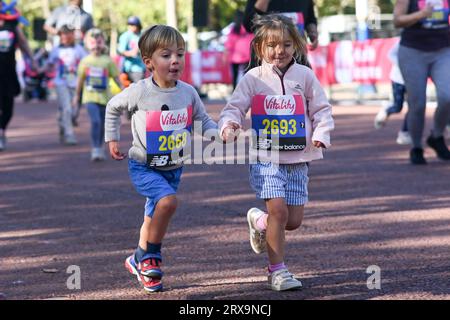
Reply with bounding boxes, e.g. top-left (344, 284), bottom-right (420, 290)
top-left (105, 25), bottom-right (217, 293)
top-left (219, 14), bottom-right (334, 291)
top-left (374, 42), bottom-right (411, 145)
top-left (73, 28), bottom-right (120, 161)
top-left (43, 24), bottom-right (86, 145)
